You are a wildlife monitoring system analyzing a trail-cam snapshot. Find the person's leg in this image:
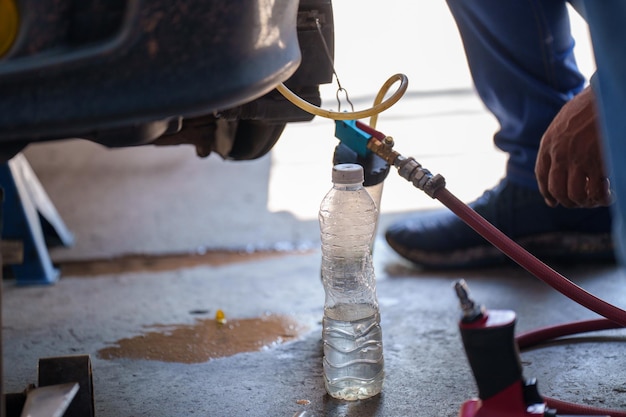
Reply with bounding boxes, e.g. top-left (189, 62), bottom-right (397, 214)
top-left (583, 1), bottom-right (626, 266)
top-left (446, 0), bottom-right (584, 188)
top-left (385, 0), bottom-right (613, 268)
